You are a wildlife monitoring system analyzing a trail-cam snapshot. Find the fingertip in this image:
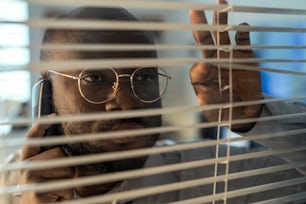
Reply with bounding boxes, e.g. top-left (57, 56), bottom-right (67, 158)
top-left (218, 0), bottom-right (228, 4)
top-left (26, 123), bottom-right (50, 139)
top-left (38, 113), bottom-right (57, 130)
top-left (189, 10), bottom-right (203, 19)
top-left (189, 10), bottom-right (208, 27)
top-left (239, 22), bottom-right (250, 26)
top-left (236, 23), bottom-right (251, 45)
top-left (27, 113), bottom-right (57, 139)
top-left (48, 113), bottom-right (57, 117)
